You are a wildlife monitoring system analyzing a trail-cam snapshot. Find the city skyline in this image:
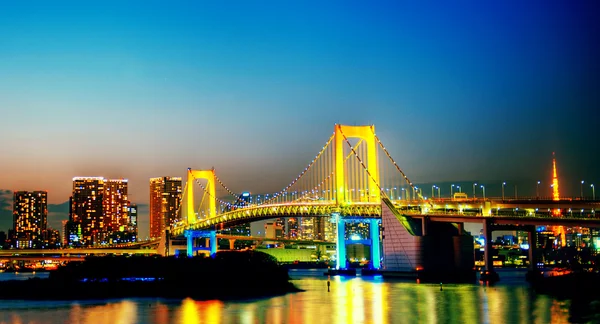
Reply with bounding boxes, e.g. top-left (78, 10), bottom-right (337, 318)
top-left (1, 2), bottom-right (599, 239)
